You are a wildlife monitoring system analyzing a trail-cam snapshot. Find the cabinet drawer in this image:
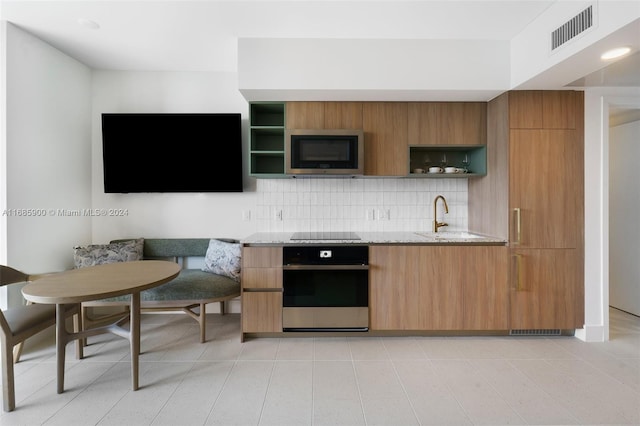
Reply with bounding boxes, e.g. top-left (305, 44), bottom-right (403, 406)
top-left (242, 292), bottom-right (283, 333)
top-left (242, 268), bottom-right (282, 289)
top-left (242, 247), bottom-right (282, 268)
